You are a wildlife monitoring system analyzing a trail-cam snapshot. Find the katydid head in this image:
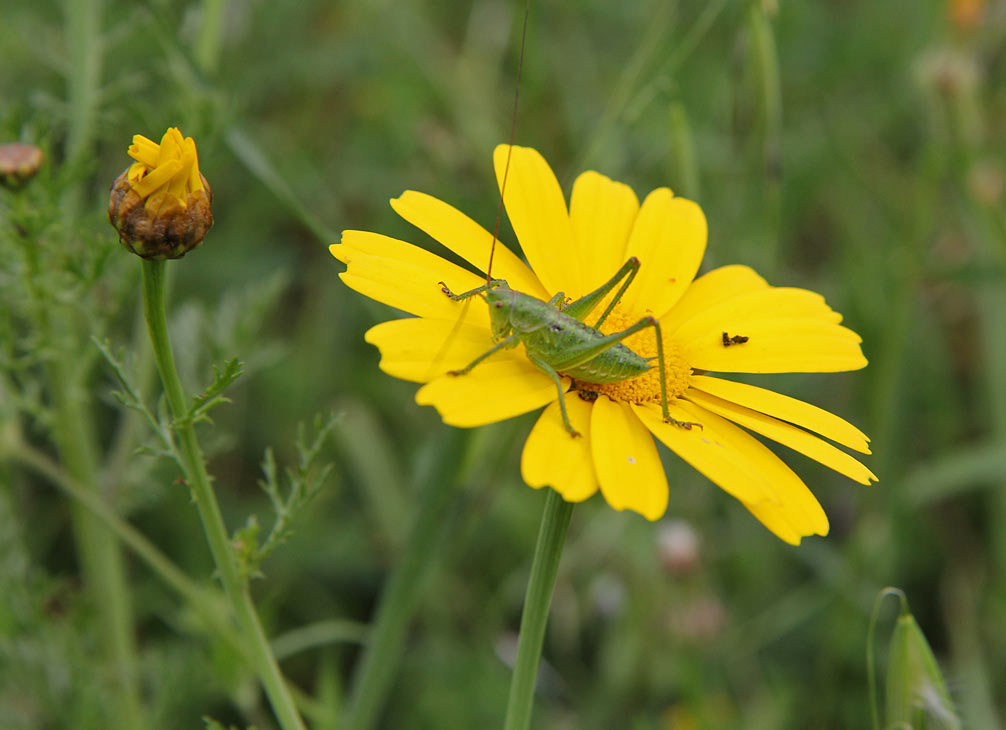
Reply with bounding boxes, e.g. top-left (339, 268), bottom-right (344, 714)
top-left (485, 279), bottom-right (515, 341)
